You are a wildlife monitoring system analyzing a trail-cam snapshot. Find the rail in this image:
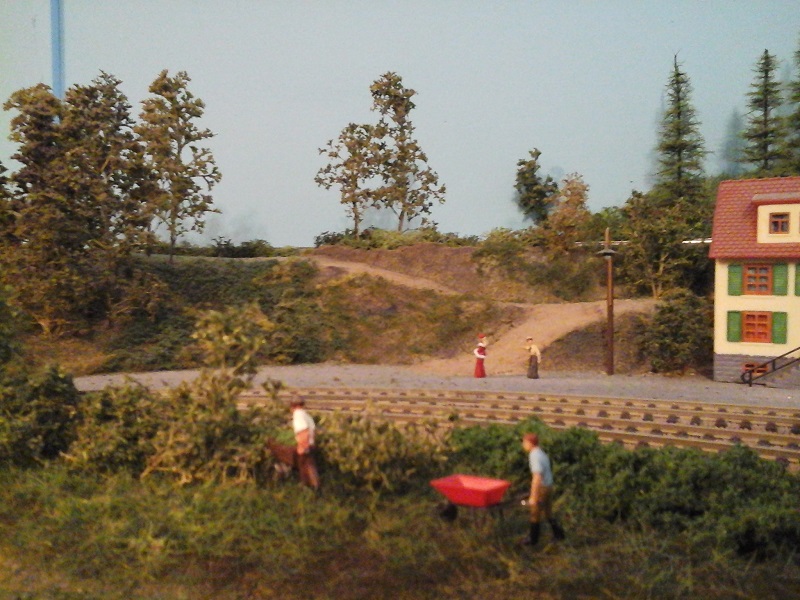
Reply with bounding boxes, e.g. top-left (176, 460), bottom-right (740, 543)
top-left (741, 345), bottom-right (800, 386)
top-left (239, 387), bottom-right (800, 471)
